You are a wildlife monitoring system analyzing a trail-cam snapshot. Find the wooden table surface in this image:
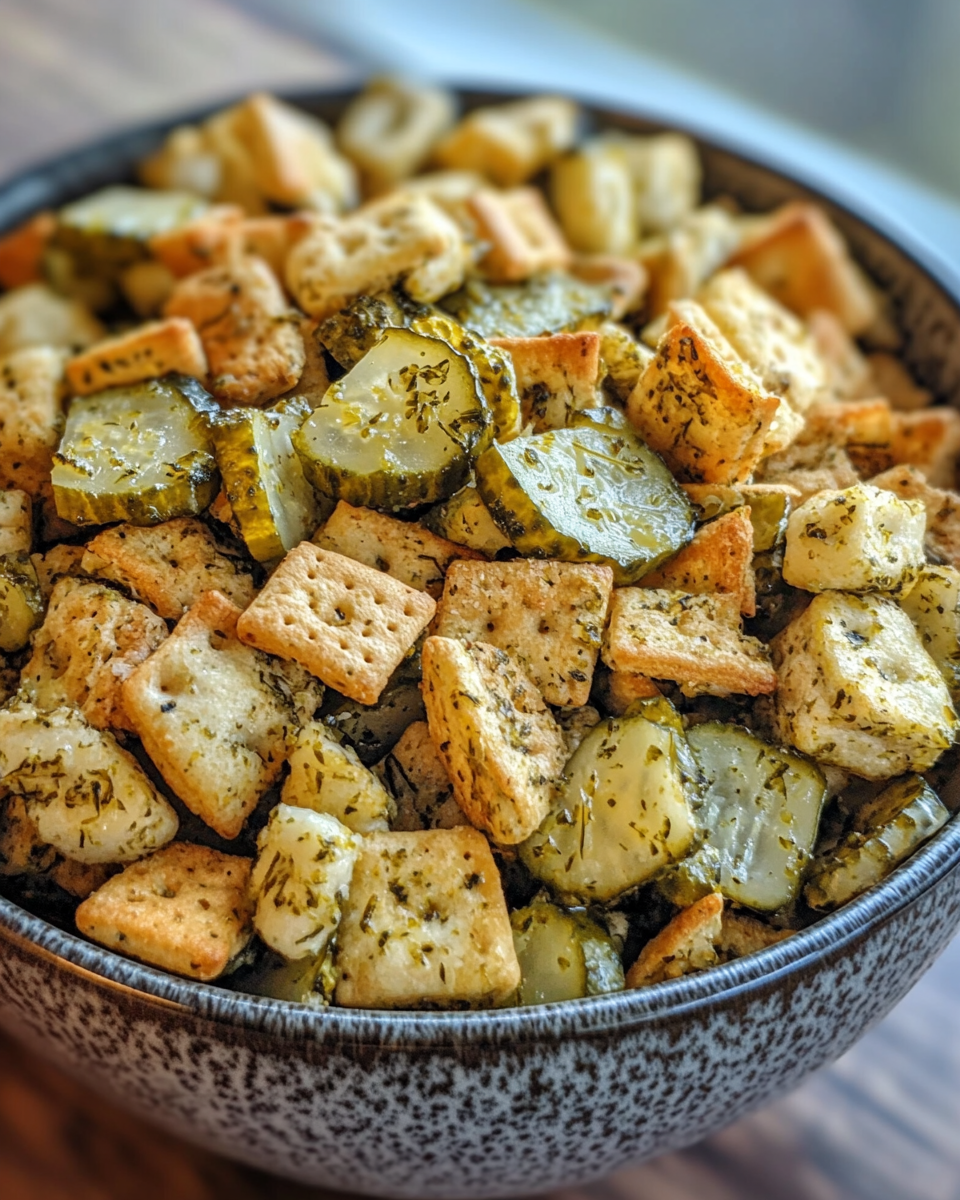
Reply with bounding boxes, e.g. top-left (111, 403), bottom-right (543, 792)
top-left (2, 3), bottom-right (960, 1197)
